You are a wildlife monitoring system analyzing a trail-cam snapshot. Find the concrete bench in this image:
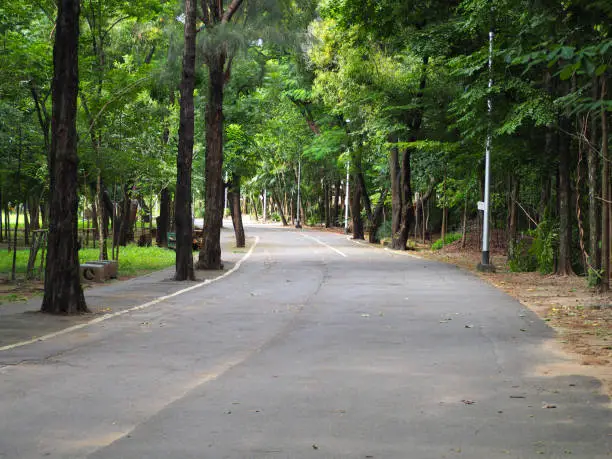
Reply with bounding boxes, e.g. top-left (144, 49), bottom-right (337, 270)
top-left (87, 260), bottom-right (118, 279)
top-left (80, 263), bottom-right (106, 283)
